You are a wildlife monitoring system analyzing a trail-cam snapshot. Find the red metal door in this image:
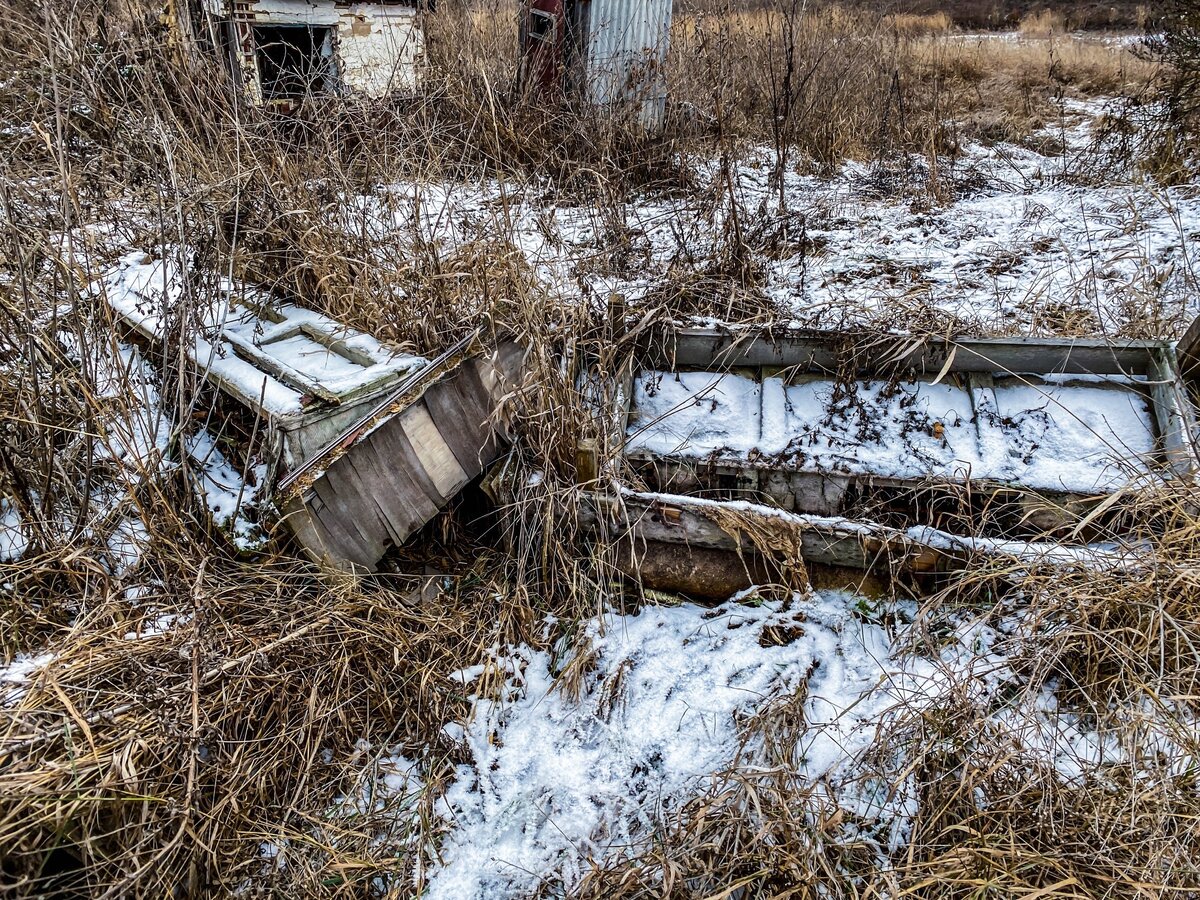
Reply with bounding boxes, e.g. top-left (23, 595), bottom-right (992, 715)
top-left (520, 0), bottom-right (564, 95)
